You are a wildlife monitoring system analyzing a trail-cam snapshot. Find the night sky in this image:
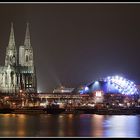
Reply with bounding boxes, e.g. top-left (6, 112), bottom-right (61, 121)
top-left (0, 3), bottom-right (140, 92)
